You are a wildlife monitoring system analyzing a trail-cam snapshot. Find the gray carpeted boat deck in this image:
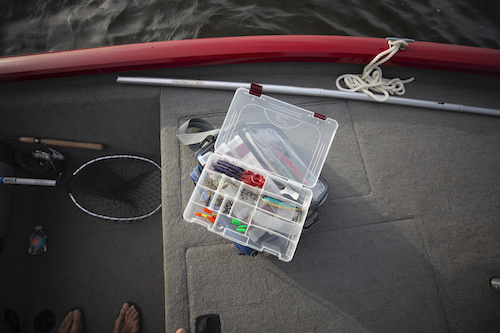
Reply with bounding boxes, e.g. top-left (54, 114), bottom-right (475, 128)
top-left (0, 62), bottom-right (499, 332)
